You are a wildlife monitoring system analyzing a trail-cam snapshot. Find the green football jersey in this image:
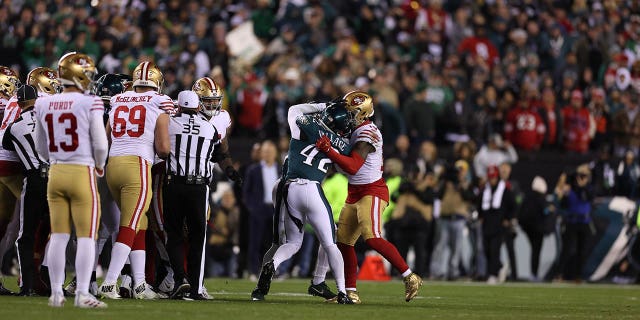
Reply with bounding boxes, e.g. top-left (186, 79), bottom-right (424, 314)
top-left (286, 114), bottom-right (351, 182)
